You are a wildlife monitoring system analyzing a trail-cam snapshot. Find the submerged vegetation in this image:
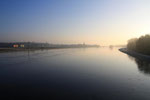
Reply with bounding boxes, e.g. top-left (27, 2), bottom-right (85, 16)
top-left (127, 34), bottom-right (150, 55)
